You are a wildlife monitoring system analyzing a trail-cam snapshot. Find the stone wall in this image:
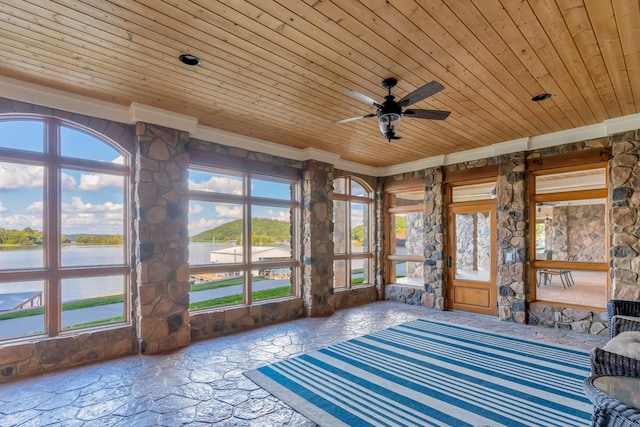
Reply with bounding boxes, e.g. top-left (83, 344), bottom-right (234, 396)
top-left (190, 299), bottom-right (304, 341)
top-left (528, 303), bottom-right (608, 334)
top-left (423, 168), bottom-right (446, 309)
top-left (496, 152), bottom-right (527, 323)
top-left (134, 123), bottom-right (191, 354)
top-left (547, 204), bottom-right (606, 262)
top-left (301, 160), bottom-right (335, 316)
top-left (610, 130), bottom-right (640, 300)
top-left (334, 286), bottom-right (378, 309)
